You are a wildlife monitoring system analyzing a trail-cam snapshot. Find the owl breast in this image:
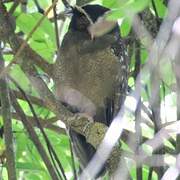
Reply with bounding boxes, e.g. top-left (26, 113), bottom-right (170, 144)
top-left (54, 31), bottom-right (120, 118)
